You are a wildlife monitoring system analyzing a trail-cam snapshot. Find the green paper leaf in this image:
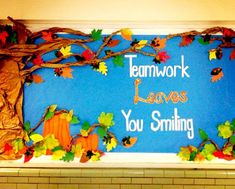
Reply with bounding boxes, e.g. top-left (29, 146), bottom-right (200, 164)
top-left (189, 151), bottom-right (197, 161)
top-left (51, 146), bottom-right (63, 152)
top-left (112, 55), bottom-right (124, 67)
top-left (44, 111), bottom-right (54, 121)
top-left (199, 129), bottom-right (208, 141)
top-left (91, 29), bottom-right (102, 41)
top-left (98, 112), bottom-right (115, 128)
top-left (231, 119), bottom-right (235, 131)
top-left (97, 127), bottom-right (107, 138)
top-left (198, 38), bottom-right (210, 45)
top-left (70, 116), bottom-right (80, 124)
top-left (204, 143), bottom-right (216, 154)
top-left (230, 135), bottom-right (235, 144)
top-left (10, 32), bottom-right (17, 43)
top-left (218, 121), bottom-right (233, 139)
top-left (23, 121), bottom-right (31, 133)
top-left (82, 121), bottom-right (90, 131)
top-left (61, 151), bottom-right (75, 162)
top-left (34, 144), bottom-right (46, 158)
